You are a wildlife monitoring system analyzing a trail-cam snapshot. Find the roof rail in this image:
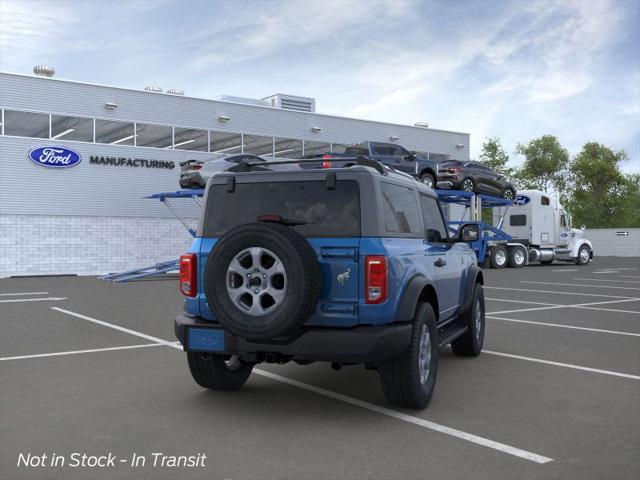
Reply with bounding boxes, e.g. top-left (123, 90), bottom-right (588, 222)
top-left (226, 156), bottom-right (387, 175)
